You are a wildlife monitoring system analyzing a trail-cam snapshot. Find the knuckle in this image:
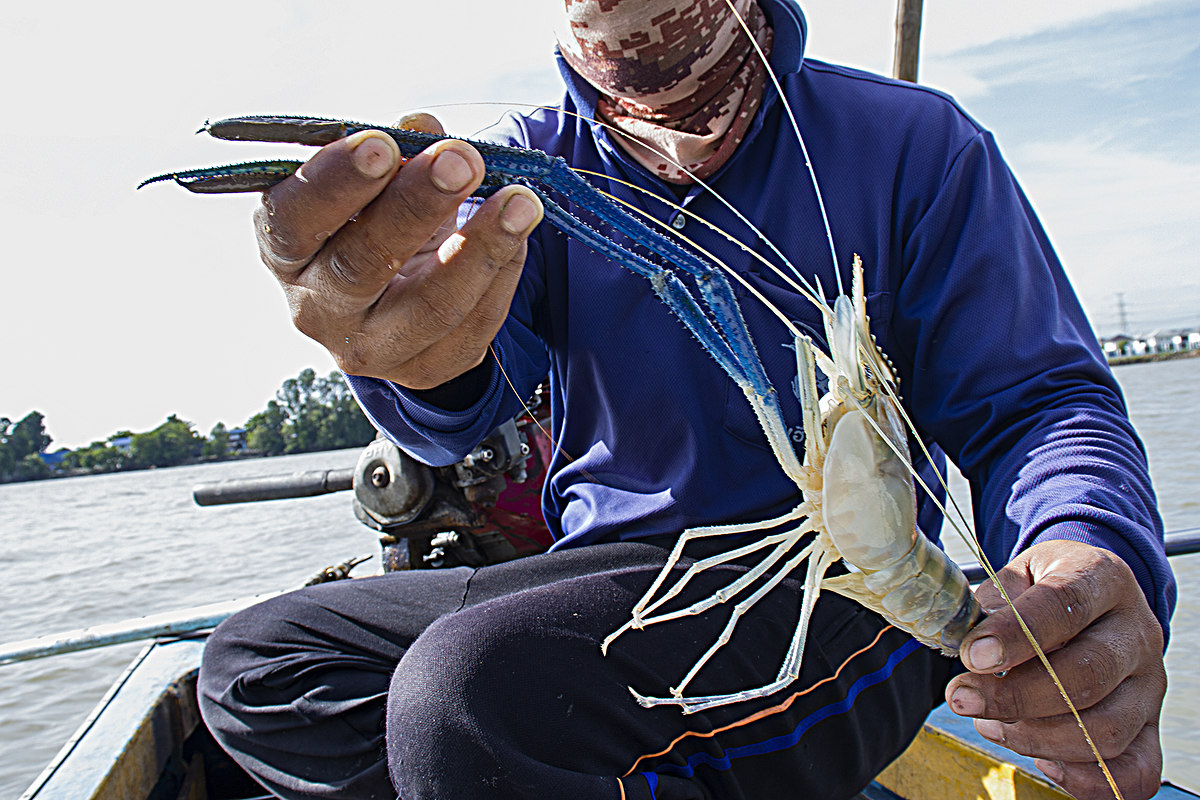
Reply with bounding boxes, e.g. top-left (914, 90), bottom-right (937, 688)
top-left (255, 196), bottom-right (311, 266)
top-left (289, 290), bottom-right (333, 343)
top-left (1075, 646), bottom-right (1123, 704)
top-left (380, 178), bottom-right (458, 242)
top-left (1146, 663), bottom-right (1168, 701)
top-left (1140, 621), bottom-right (1166, 658)
top-left (321, 247), bottom-right (369, 295)
top-left (1073, 681), bottom-right (1101, 708)
top-left (1110, 750), bottom-right (1161, 800)
top-left (1091, 549), bottom-right (1137, 595)
top-left (1122, 594), bottom-right (1163, 656)
top-left (477, 229), bottom-right (523, 271)
top-left (1098, 742), bottom-right (1126, 764)
top-left (410, 282), bottom-right (469, 335)
top-left (1095, 723), bottom-right (1131, 761)
top-left (987, 676), bottom-right (1024, 720)
top-left (320, 224), bottom-right (417, 298)
top-left (1090, 707), bottom-right (1141, 761)
top-left (334, 340), bottom-right (371, 377)
top-left (1095, 547), bottom-right (1129, 578)
top-left (462, 304), bottom-right (507, 345)
top-left (1052, 576), bottom-right (1097, 627)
